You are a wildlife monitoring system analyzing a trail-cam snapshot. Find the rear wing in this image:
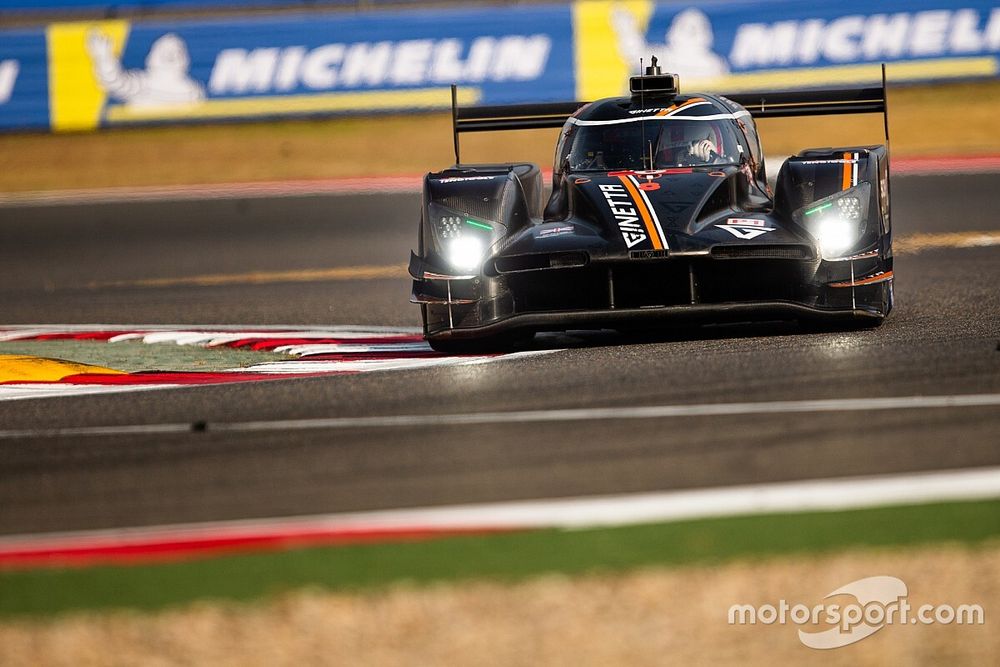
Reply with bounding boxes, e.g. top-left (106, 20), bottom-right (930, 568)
top-left (450, 64), bottom-right (889, 164)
